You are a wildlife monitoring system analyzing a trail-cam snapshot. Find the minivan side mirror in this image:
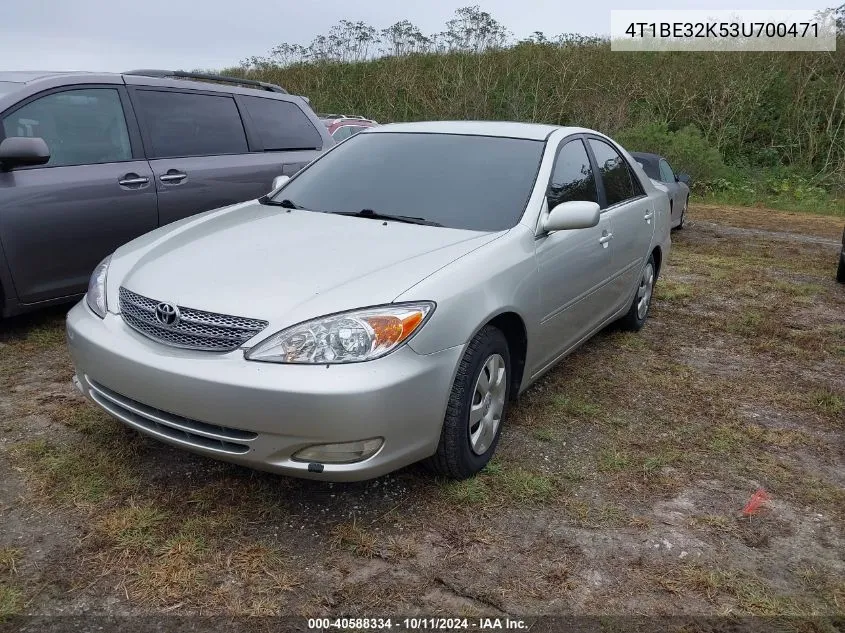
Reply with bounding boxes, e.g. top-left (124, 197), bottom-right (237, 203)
top-left (676, 173), bottom-right (690, 185)
top-left (0, 137), bottom-right (51, 170)
top-left (271, 175), bottom-right (290, 191)
top-left (543, 200), bottom-right (601, 232)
